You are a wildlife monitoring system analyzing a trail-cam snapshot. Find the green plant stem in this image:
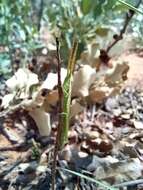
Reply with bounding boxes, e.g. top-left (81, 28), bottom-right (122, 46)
top-left (51, 38), bottom-right (78, 189)
top-left (59, 40), bottom-right (78, 148)
top-left (37, 0), bottom-right (44, 31)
